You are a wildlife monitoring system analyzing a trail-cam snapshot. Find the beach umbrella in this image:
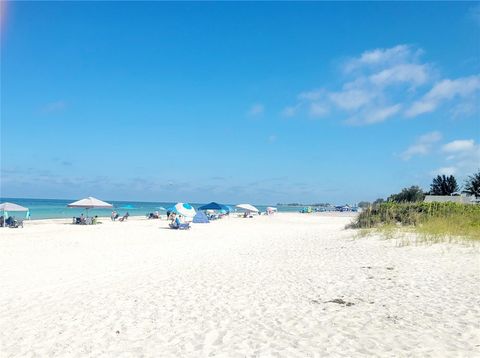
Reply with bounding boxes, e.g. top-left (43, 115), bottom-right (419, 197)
top-left (236, 203), bottom-right (259, 212)
top-left (171, 203), bottom-right (196, 217)
top-left (198, 202), bottom-right (229, 211)
top-left (67, 196), bottom-right (113, 216)
top-left (157, 206), bottom-right (167, 211)
top-left (0, 202), bottom-right (29, 212)
top-left (0, 202), bottom-right (29, 227)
